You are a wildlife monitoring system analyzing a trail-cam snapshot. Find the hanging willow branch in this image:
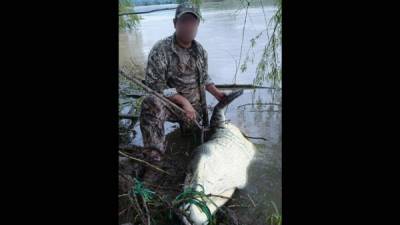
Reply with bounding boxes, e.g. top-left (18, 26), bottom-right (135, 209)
top-left (255, 0), bottom-right (281, 88)
top-left (119, 0), bottom-right (140, 30)
top-left (233, 0), bottom-right (250, 84)
top-left (239, 0), bottom-right (282, 89)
